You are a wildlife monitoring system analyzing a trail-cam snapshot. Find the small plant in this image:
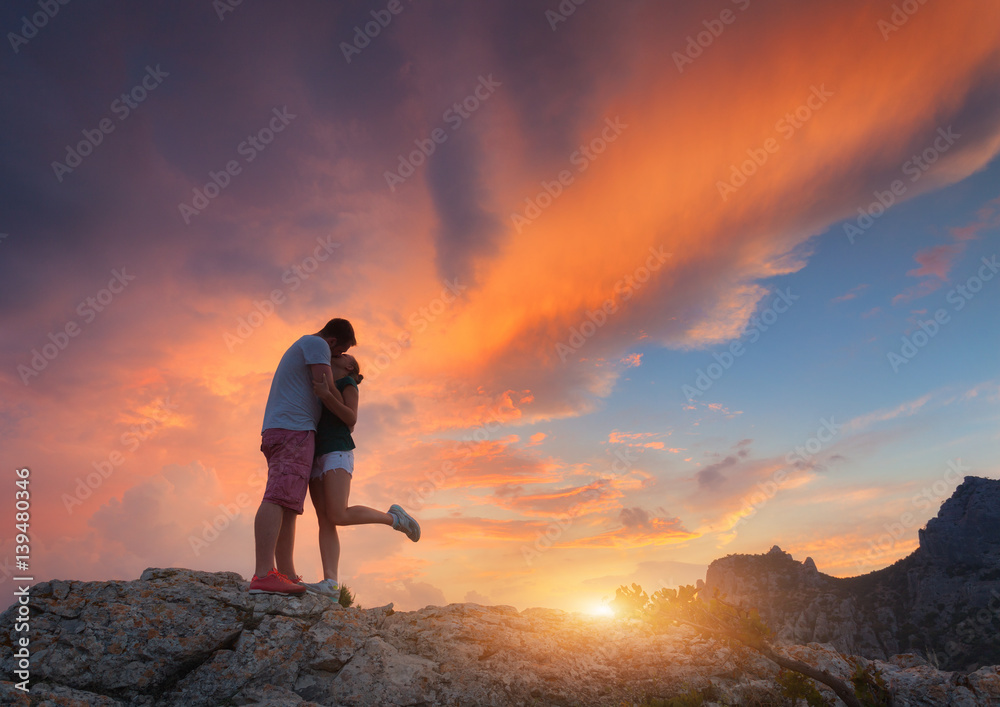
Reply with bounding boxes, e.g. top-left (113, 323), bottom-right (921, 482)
top-left (737, 682), bottom-right (786, 707)
top-left (338, 584), bottom-right (355, 608)
top-left (777, 668), bottom-right (831, 707)
top-left (640, 689), bottom-right (704, 707)
top-left (639, 683), bottom-right (720, 707)
top-left (610, 583), bottom-right (649, 618)
top-left (849, 659), bottom-right (891, 707)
